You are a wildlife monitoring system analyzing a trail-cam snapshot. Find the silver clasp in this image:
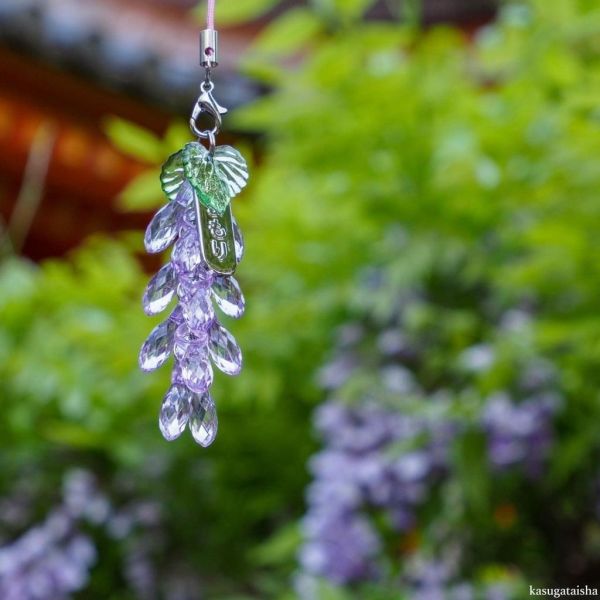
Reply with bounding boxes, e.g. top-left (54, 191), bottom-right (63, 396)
top-left (189, 77), bottom-right (228, 147)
